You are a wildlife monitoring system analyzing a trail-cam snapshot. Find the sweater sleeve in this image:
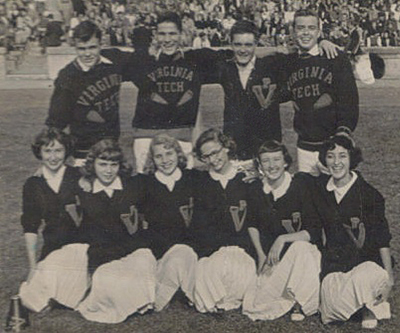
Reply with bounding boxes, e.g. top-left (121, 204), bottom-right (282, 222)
top-left (295, 173), bottom-right (322, 245)
top-left (187, 48), bottom-right (234, 84)
top-left (366, 187), bottom-right (392, 249)
top-left (45, 73), bottom-right (74, 130)
top-left (21, 179), bottom-right (43, 234)
top-left (333, 54), bottom-right (359, 132)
